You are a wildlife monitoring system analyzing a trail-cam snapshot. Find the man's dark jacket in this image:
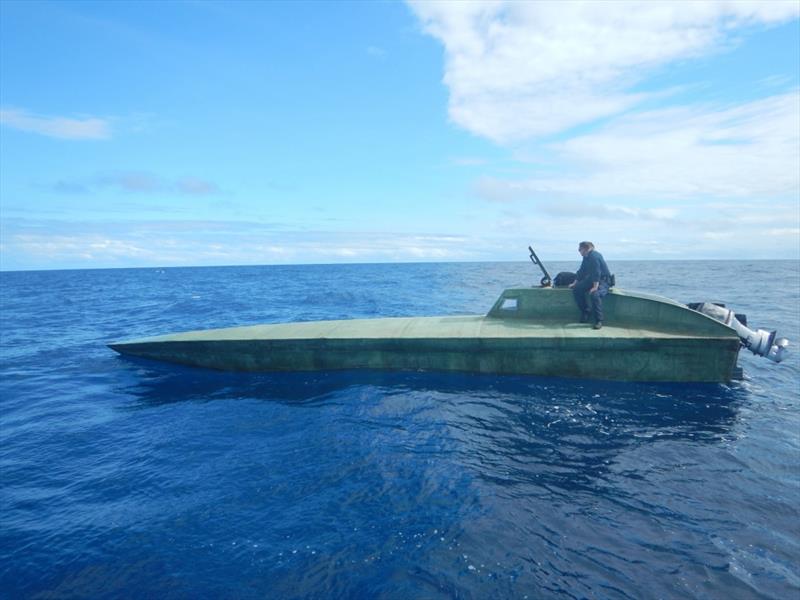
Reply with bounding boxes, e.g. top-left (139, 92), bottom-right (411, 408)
top-left (576, 250), bottom-right (611, 285)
